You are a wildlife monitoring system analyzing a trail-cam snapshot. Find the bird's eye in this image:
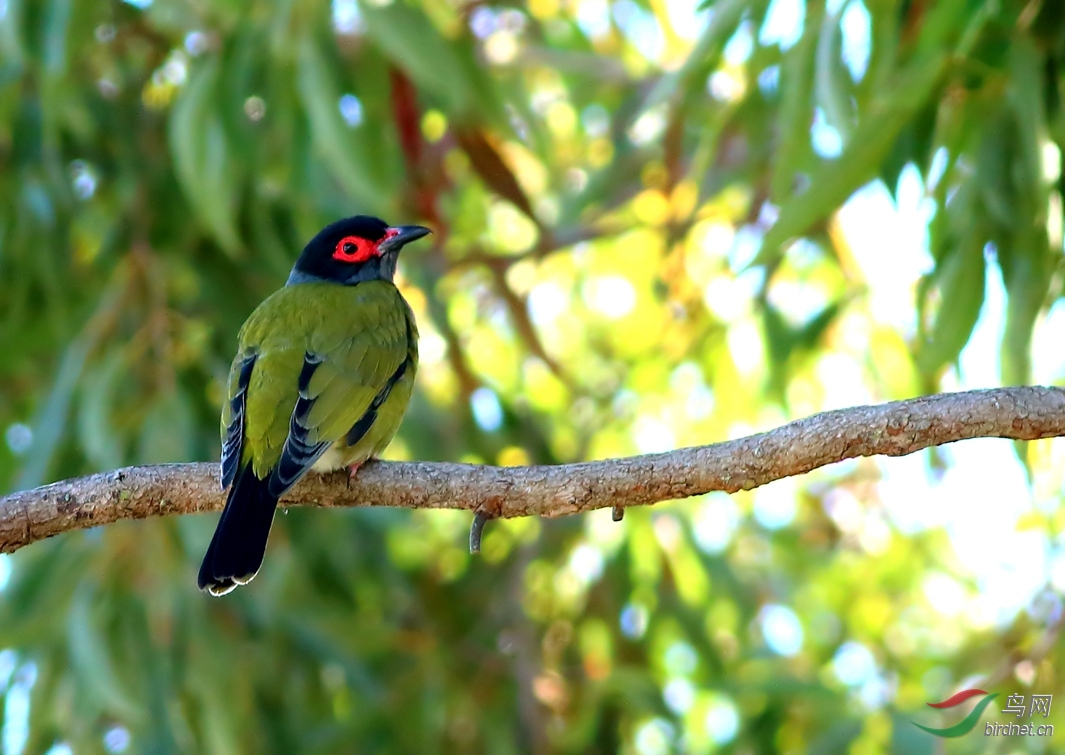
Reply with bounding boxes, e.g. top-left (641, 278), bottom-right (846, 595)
top-left (333, 235), bottom-right (376, 263)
